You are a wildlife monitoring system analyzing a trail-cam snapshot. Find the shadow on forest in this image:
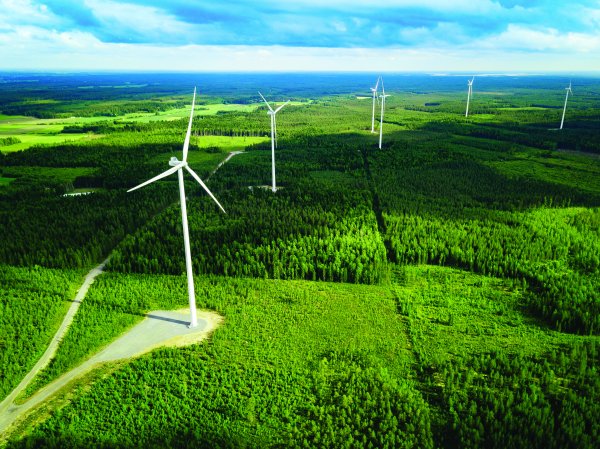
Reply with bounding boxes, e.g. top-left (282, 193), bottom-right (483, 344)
top-left (5, 430), bottom-right (254, 449)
